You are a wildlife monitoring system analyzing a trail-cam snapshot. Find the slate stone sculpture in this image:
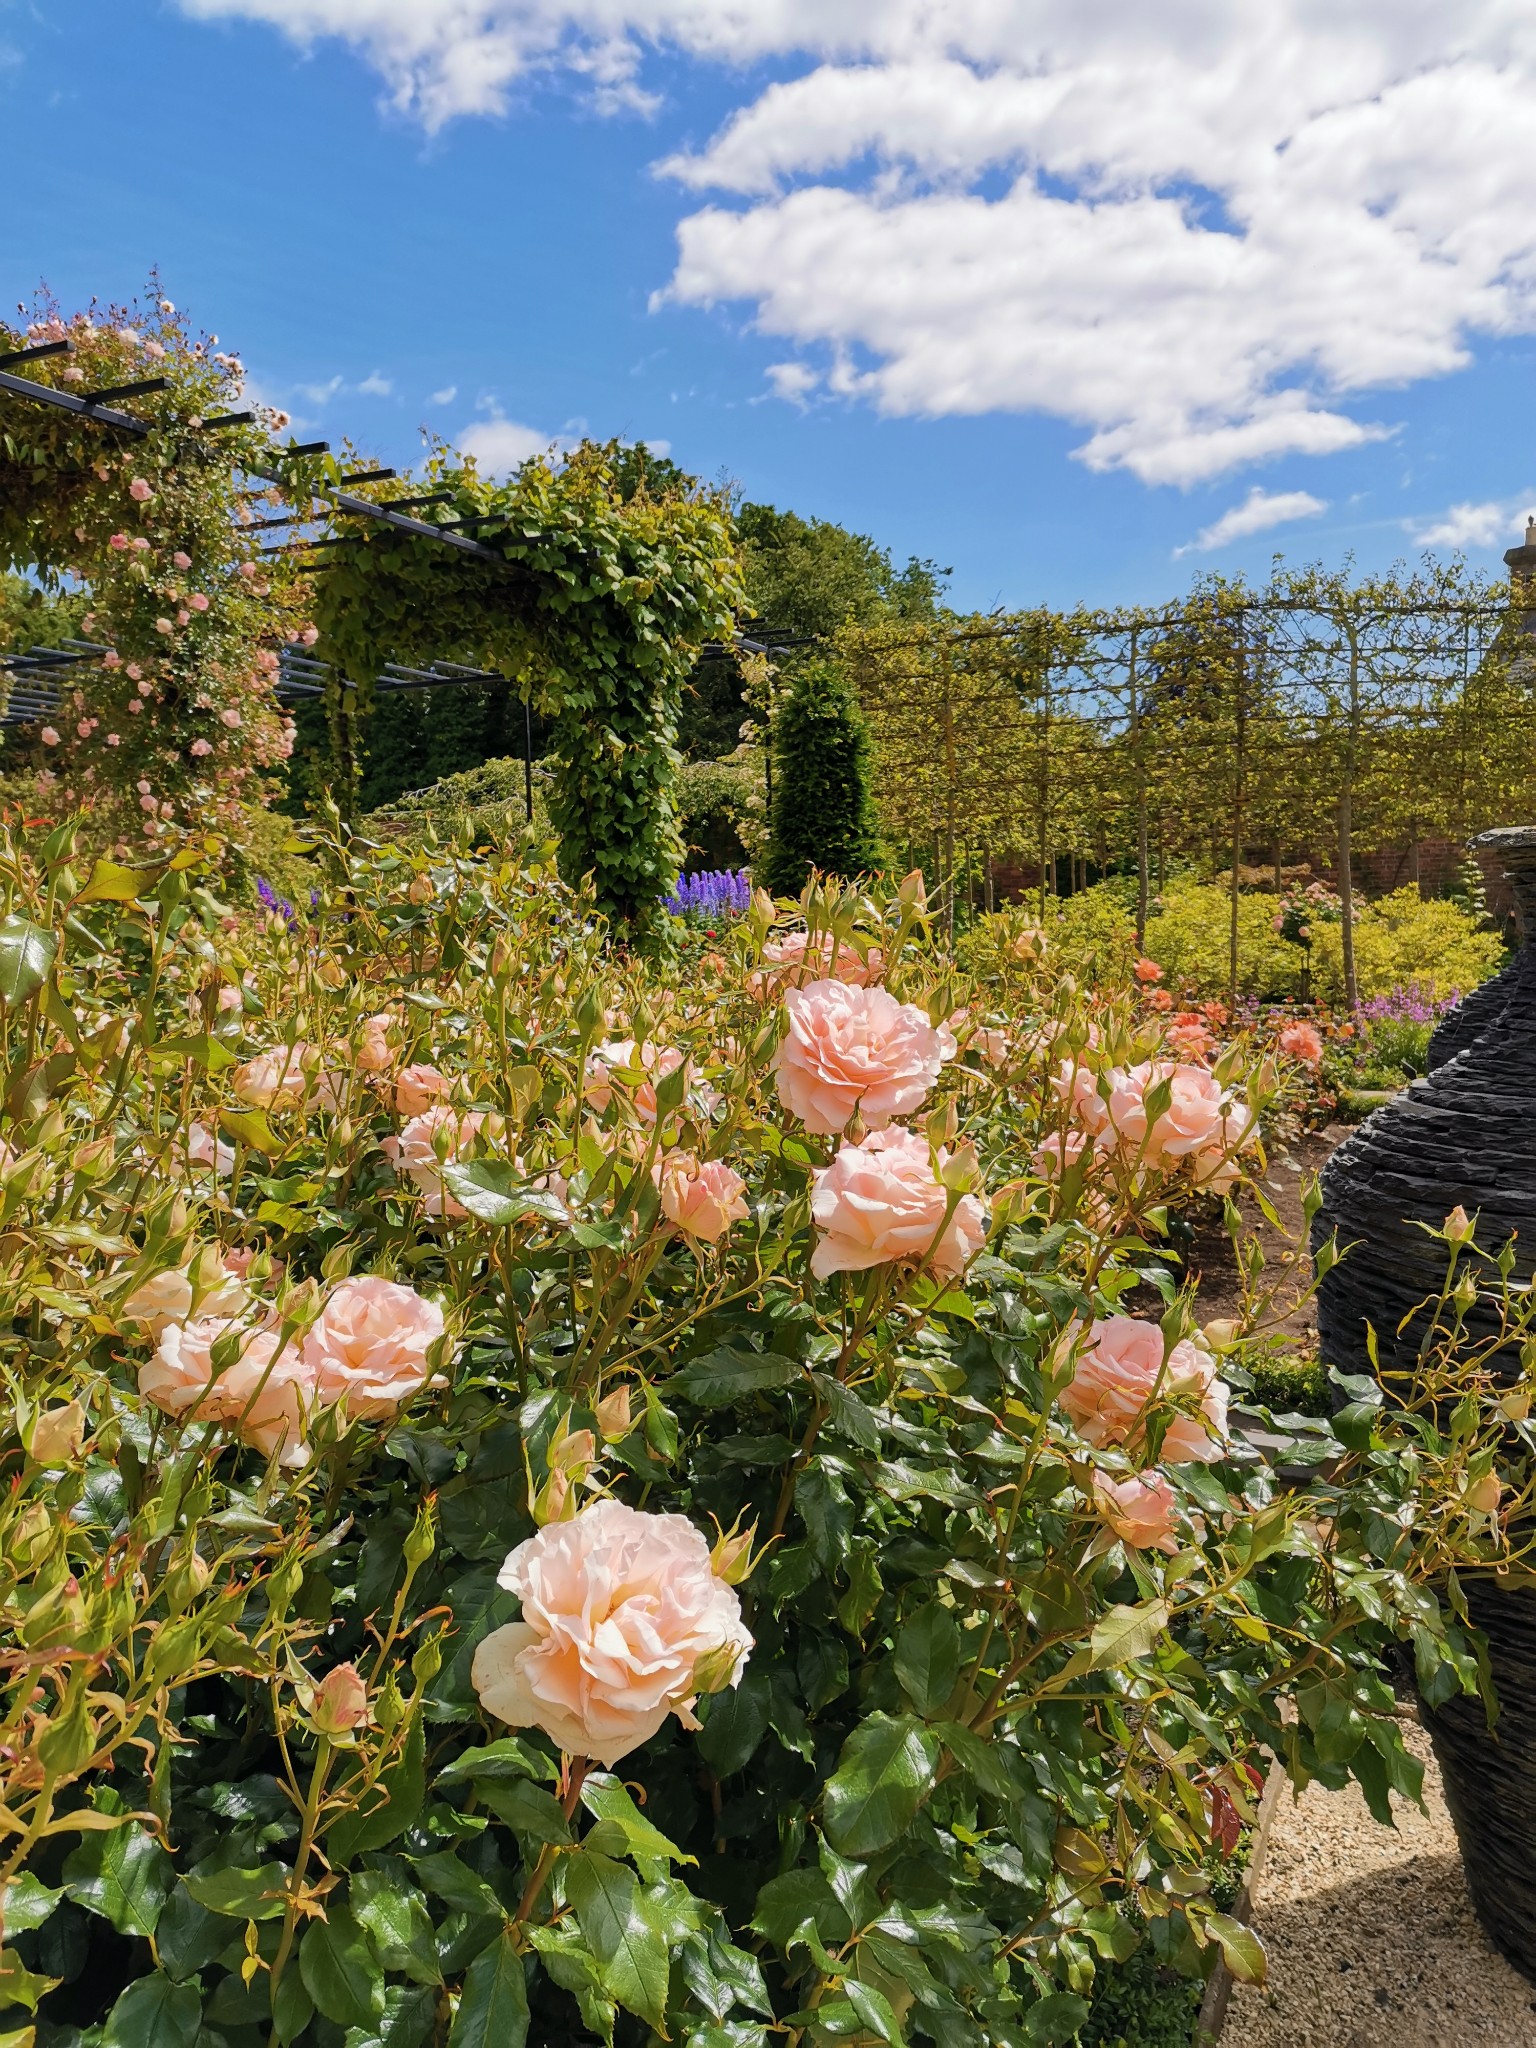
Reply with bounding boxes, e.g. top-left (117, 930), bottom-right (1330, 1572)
top-left (1426, 954), bottom-right (1517, 1069)
top-left (1315, 825), bottom-right (1536, 1977)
